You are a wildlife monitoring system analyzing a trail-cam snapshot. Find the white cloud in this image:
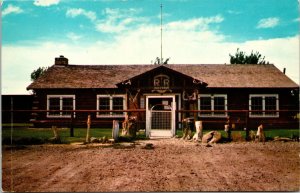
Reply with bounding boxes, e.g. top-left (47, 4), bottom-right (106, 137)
top-left (166, 15), bottom-right (224, 31)
top-left (33, 0), bottom-right (60, 7)
top-left (257, 17), bottom-right (279, 28)
top-left (67, 32), bottom-right (82, 41)
top-left (66, 8), bottom-right (96, 22)
top-left (2, 16), bottom-right (299, 94)
top-left (102, 7), bottom-right (142, 19)
top-left (2, 4), bottom-right (23, 16)
top-left (293, 17), bottom-right (300, 22)
top-left (96, 8), bottom-right (144, 33)
top-left (227, 10), bottom-right (241, 15)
